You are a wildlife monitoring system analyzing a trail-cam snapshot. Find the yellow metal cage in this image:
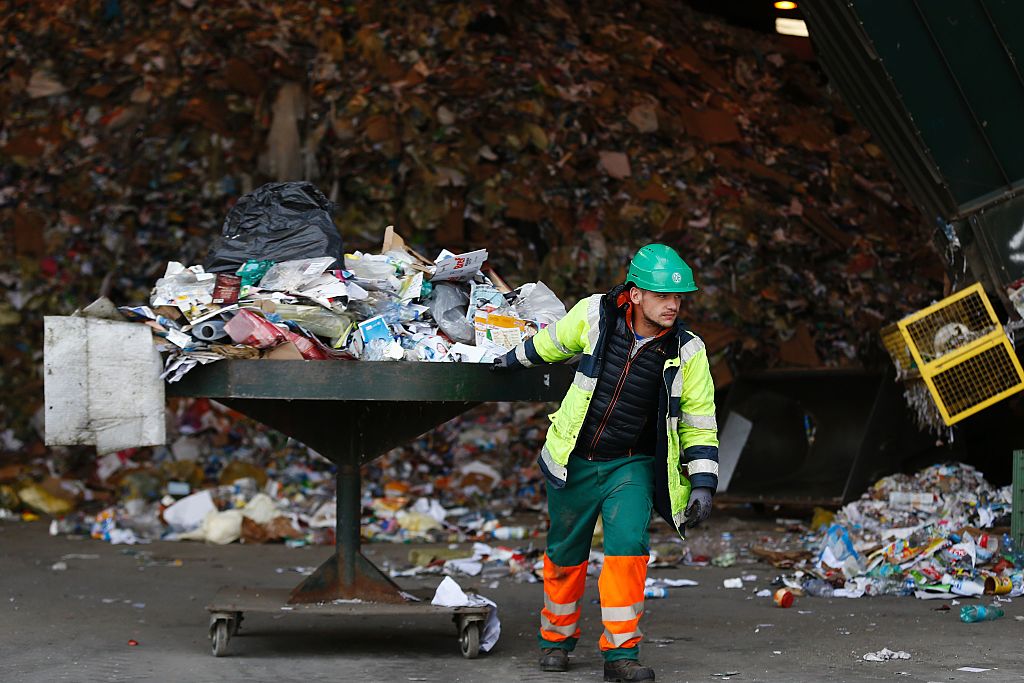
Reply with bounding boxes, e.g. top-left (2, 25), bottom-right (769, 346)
top-left (885, 283), bottom-right (1024, 425)
top-left (880, 323), bottom-right (916, 377)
